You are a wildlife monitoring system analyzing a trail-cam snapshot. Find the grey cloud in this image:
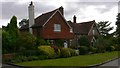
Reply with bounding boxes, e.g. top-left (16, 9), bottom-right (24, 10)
top-left (2, 2), bottom-right (28, 19)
